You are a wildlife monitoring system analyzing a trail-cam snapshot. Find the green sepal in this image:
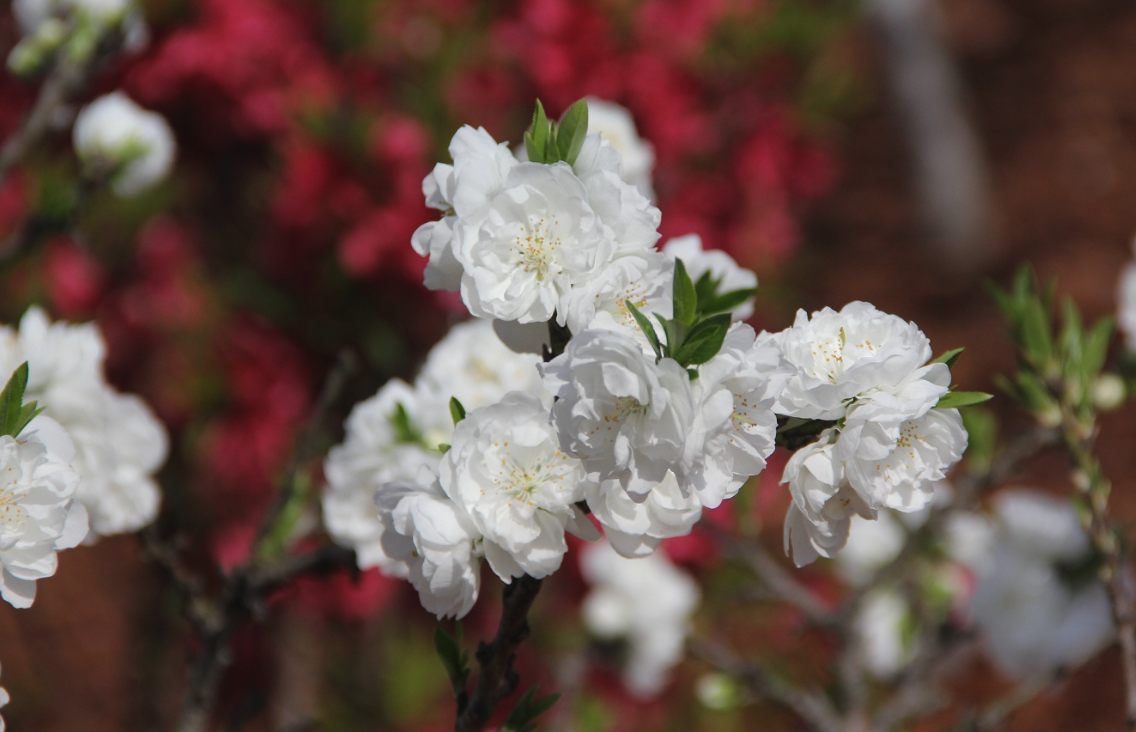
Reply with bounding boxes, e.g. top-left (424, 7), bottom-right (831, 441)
top-left (935, 391), bottom-right (994, 409)
top-left (930, 347), bottom-right (965, 369)
top-left (672, 258), bottom-right (697, 327)
top-left (449, 396), bottom-right (467, 426)
top-left (433, 623), bottom-right (470, 699)
top-left (556, 99), bottom-right (589, 166)
top-left (502, 684), bottom-right (561, 732)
